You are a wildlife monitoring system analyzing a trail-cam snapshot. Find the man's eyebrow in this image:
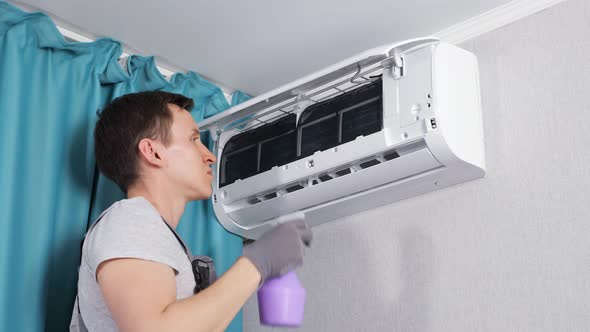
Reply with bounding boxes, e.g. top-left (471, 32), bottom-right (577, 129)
top-left (191, 128), bottom-right (201, 135)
